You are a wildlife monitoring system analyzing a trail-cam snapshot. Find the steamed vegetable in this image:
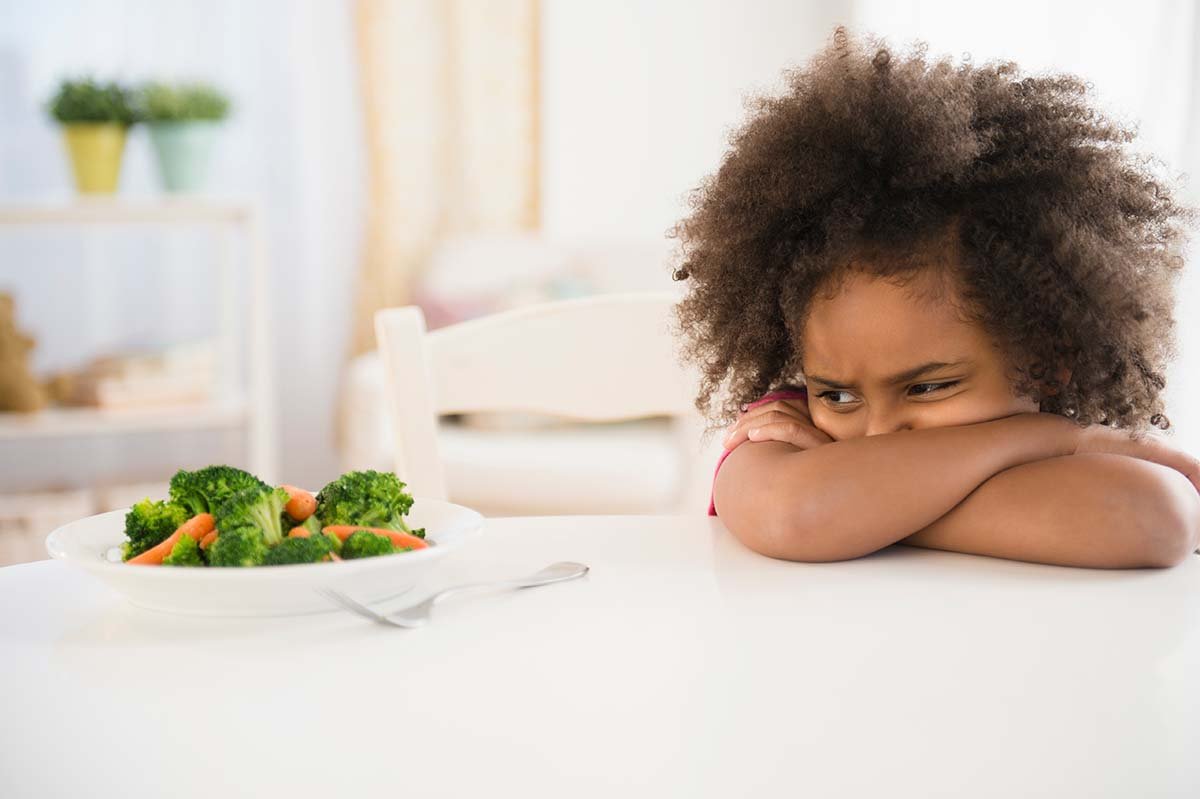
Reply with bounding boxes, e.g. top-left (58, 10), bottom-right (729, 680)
top-left (214, 485), bottom-right (290, 547)
top-left (127, 513), bottom-right (215, 566)
top-left (205, 525), bottom-right (268, 568)
top-left (120, 466), bottom-right (432, 568)
top-left (170, 465), bottom-right (268, 516)
top-left (263, 533), bottom-right (335, 566)
top-left (324, 525), bottom-right (428, 551)
top-left (122, 498), bottom-right (189, 561)
top-left (280, 484), bottom-right (317, 522)
top-left (340, 530), bottom-right (400, 560)
top-left (162, 534), bottom-right (204, 567)
top-left (315, 470), bottom-right (424, 538)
